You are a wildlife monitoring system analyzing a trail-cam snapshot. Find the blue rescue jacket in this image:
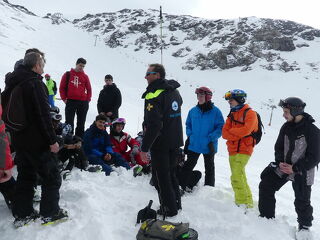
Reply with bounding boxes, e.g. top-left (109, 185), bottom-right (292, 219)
top-left (186, 103), bottom-right (224, 154)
